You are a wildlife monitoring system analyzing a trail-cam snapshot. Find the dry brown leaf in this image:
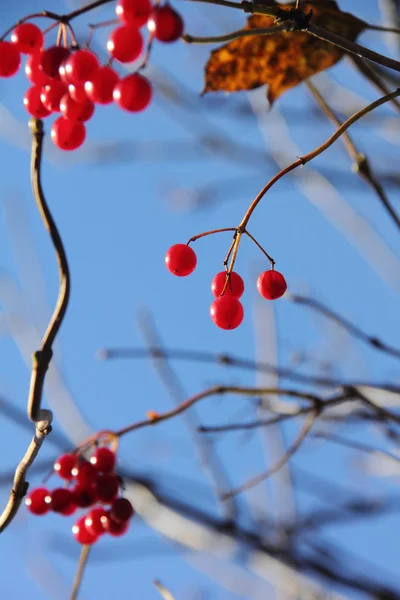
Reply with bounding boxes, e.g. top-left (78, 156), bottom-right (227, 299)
top-left (204, 0), bottom-right (366, 104)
